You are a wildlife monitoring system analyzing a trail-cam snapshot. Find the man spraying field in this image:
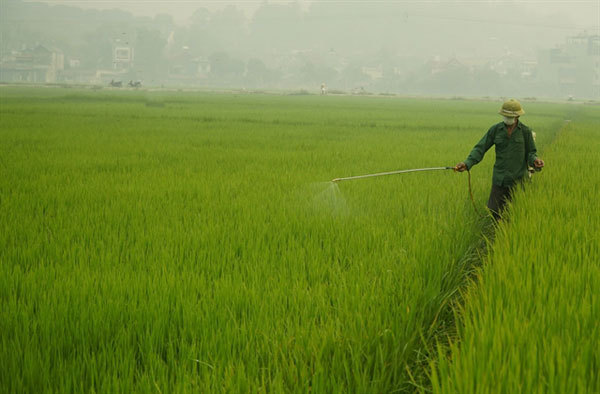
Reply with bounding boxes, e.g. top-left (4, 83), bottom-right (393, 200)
top-left (455, 99), bottom-right (544, 219)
